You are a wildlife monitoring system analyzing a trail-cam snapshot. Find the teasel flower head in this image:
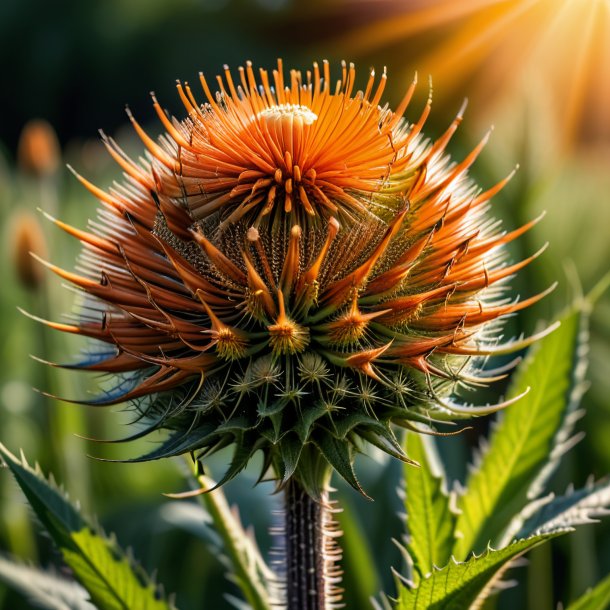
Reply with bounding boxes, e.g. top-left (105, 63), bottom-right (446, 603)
top-left (35, 60), bottom-right (553, 497)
